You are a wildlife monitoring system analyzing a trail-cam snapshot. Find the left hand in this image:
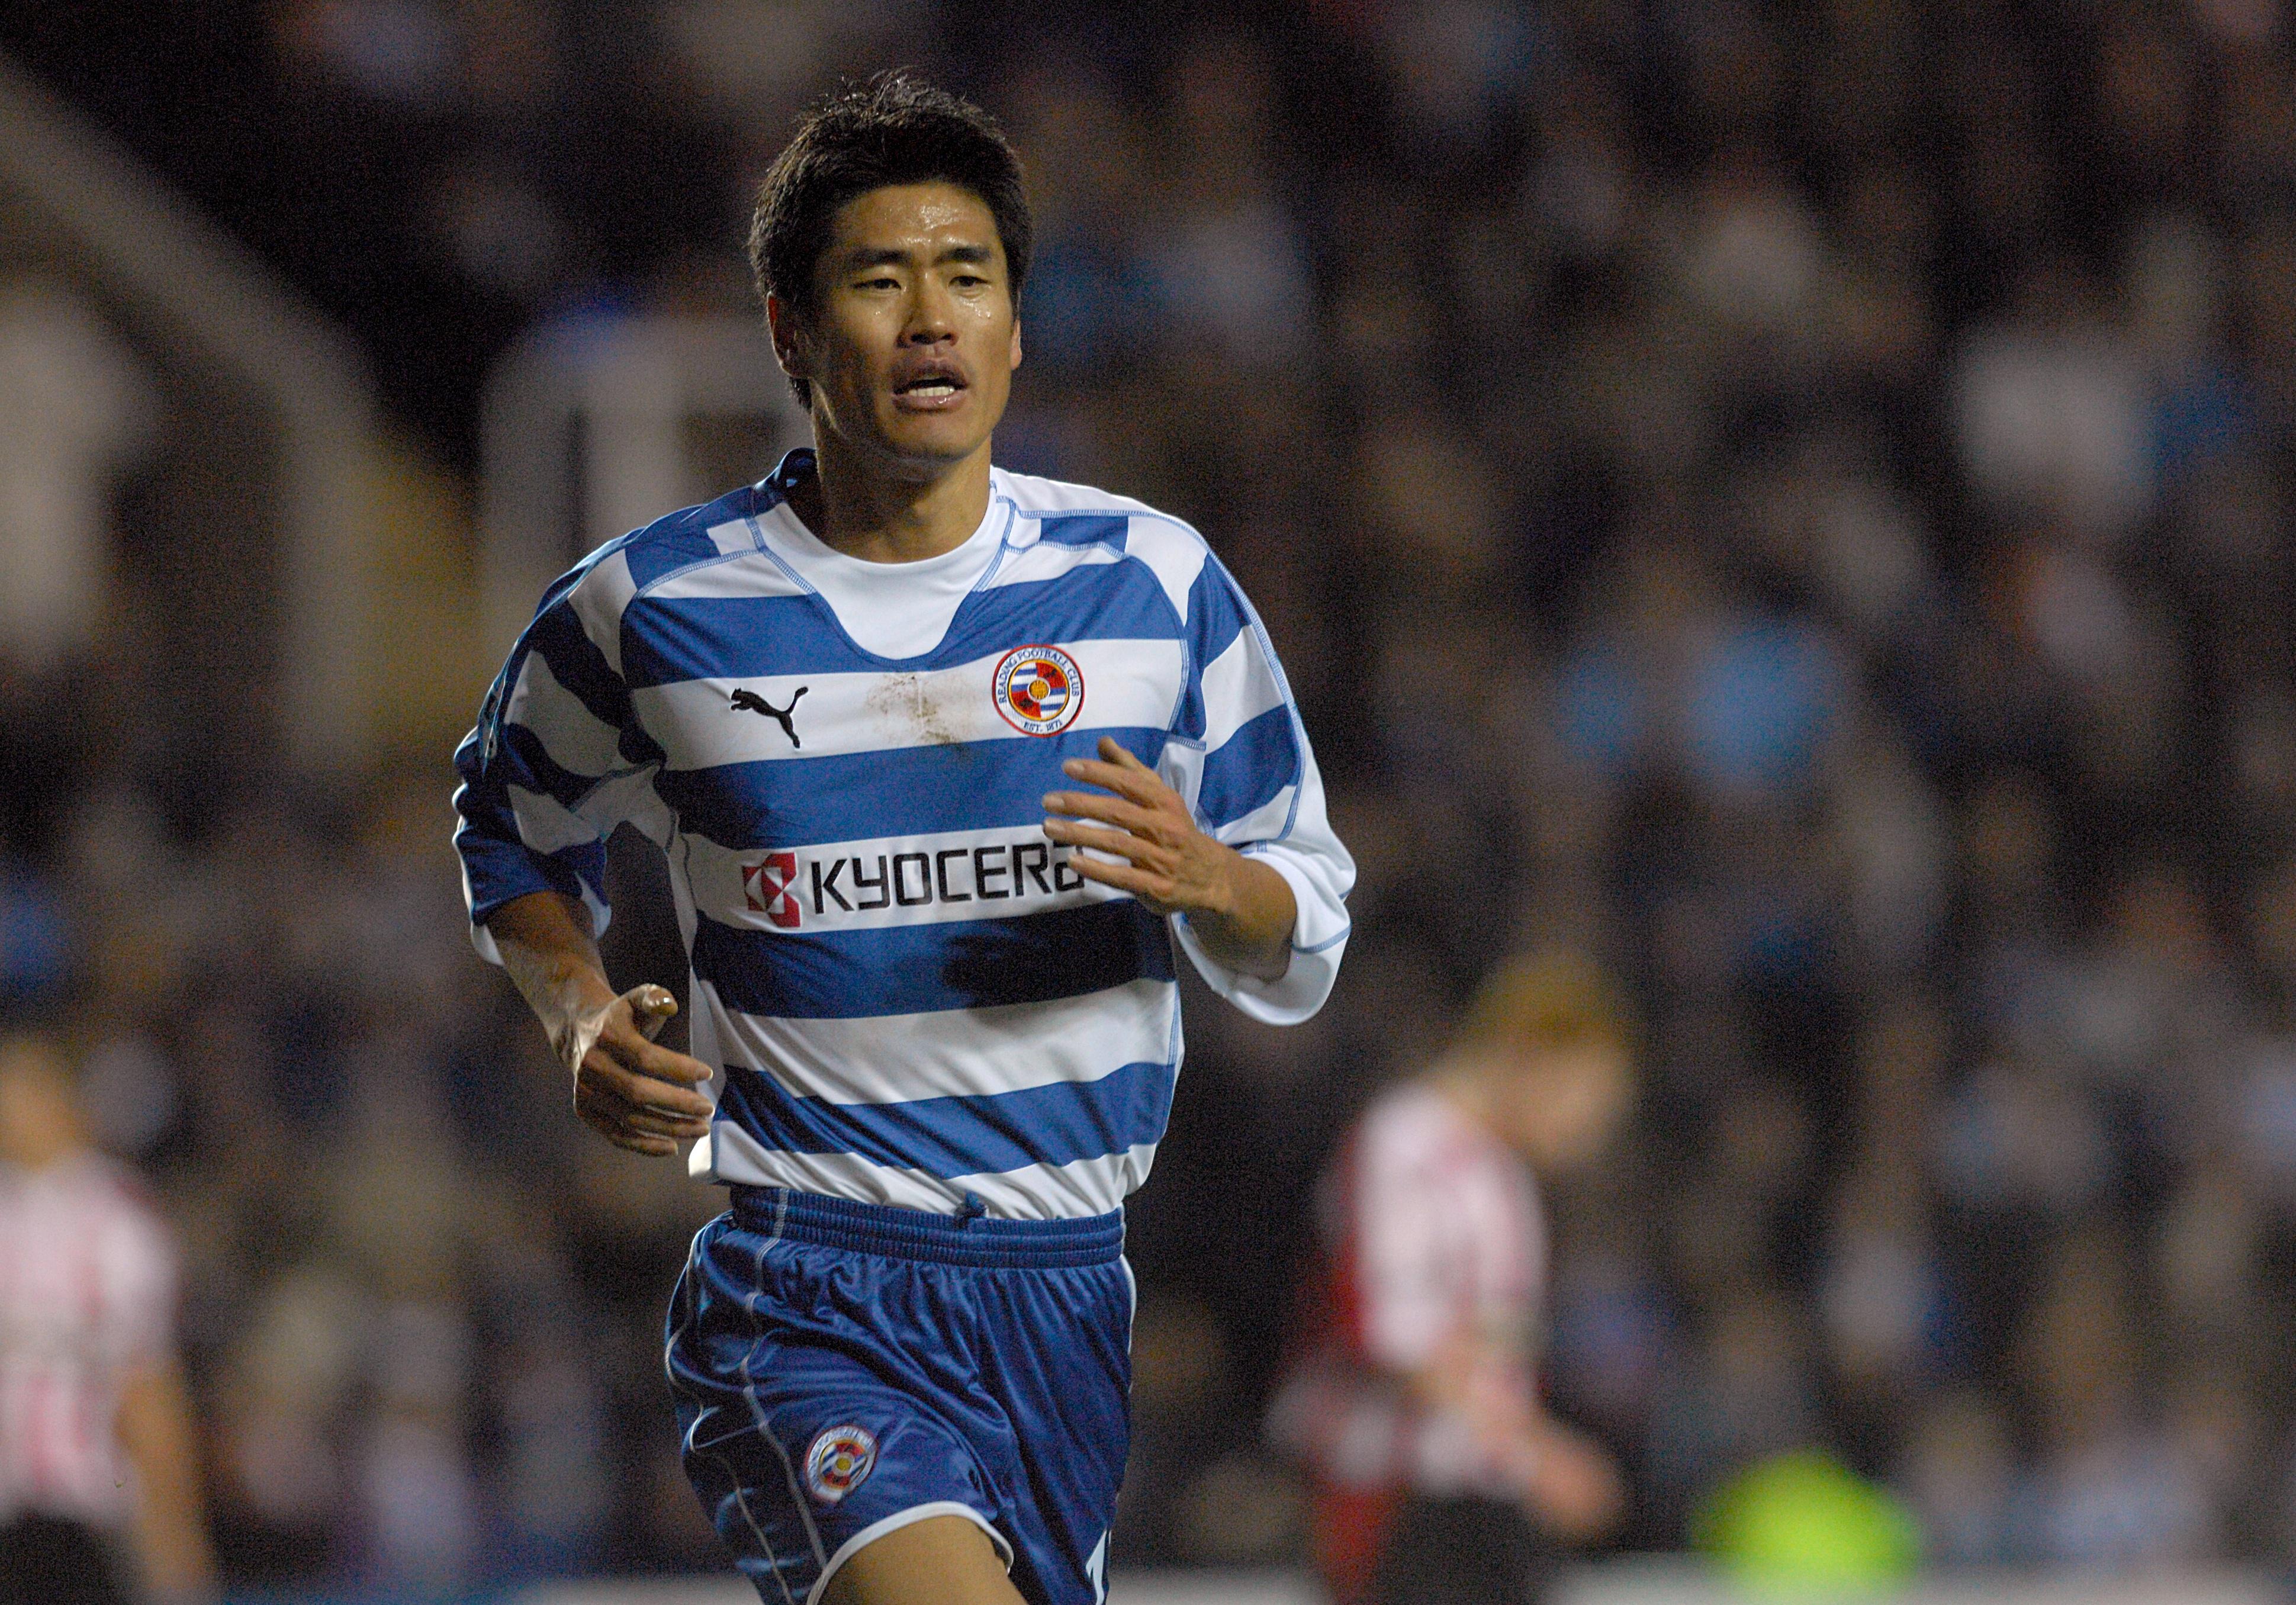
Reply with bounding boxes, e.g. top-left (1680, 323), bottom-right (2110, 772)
top-left (1041, 737), bottom-right (1244, 919)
